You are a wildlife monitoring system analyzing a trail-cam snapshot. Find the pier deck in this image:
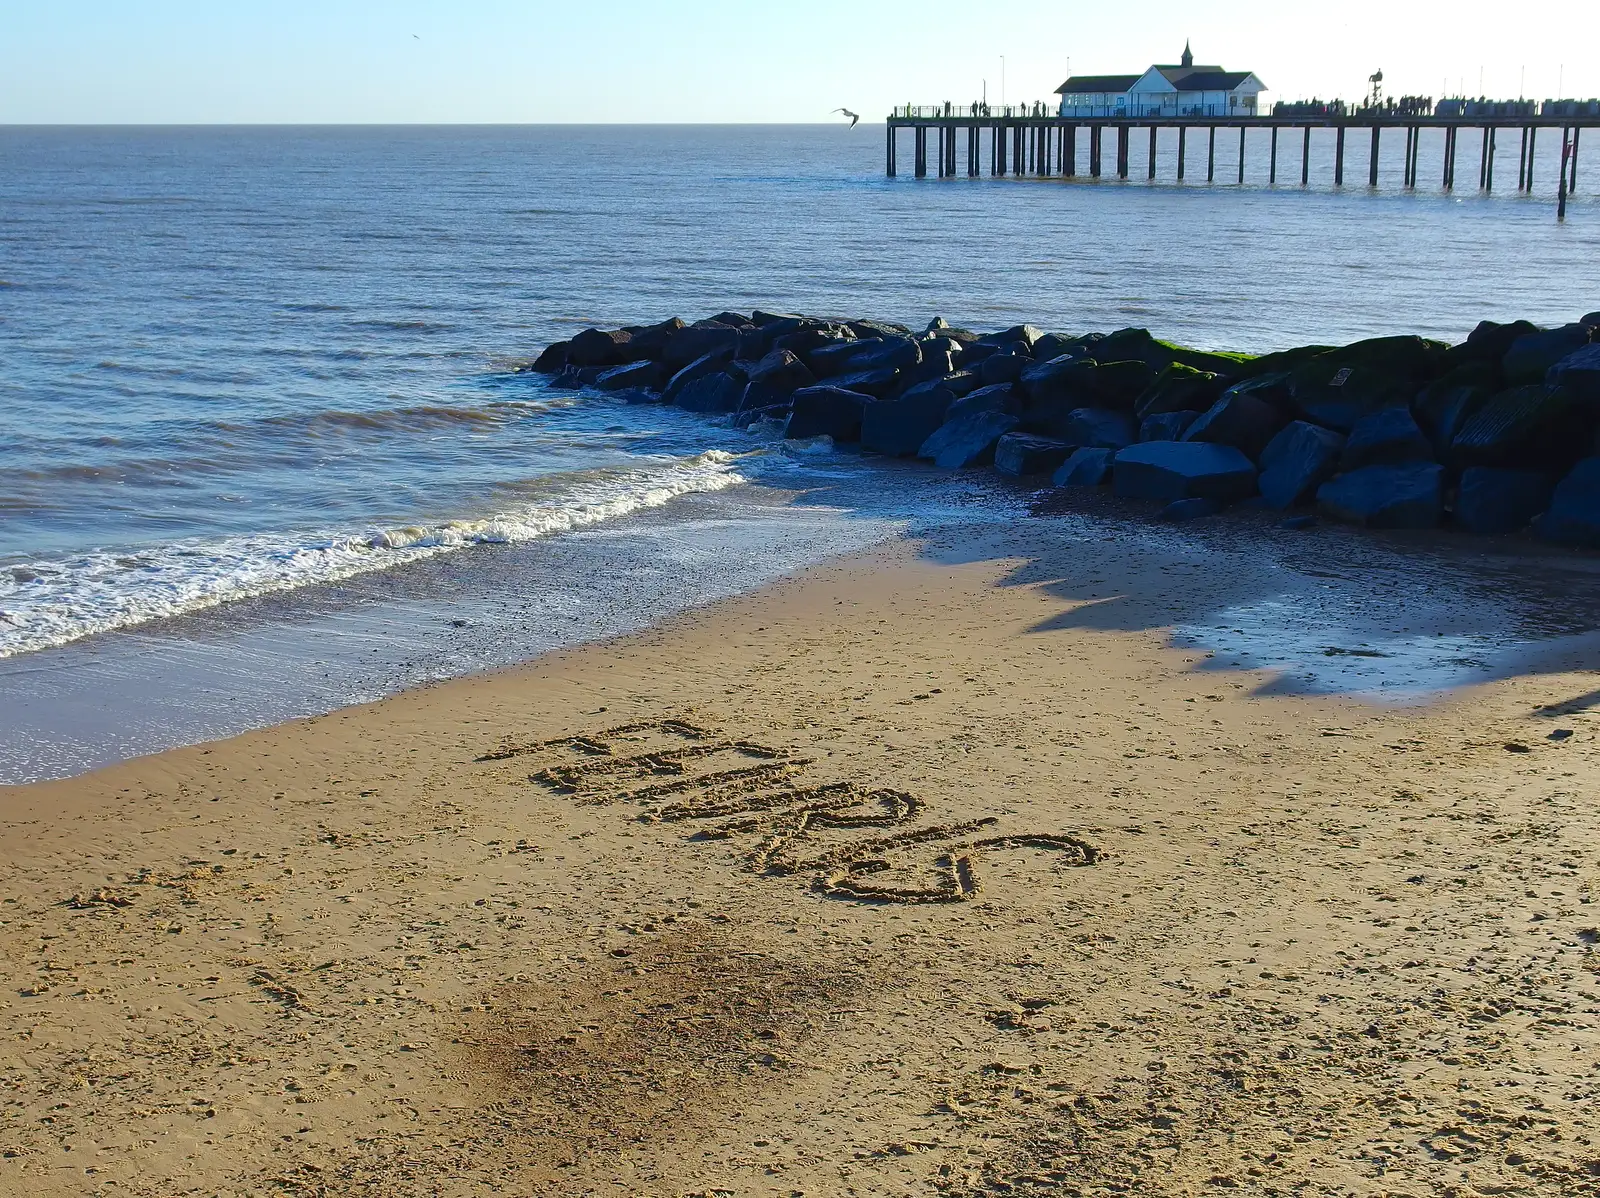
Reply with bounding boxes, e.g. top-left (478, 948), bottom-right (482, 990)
top-left (885, 111), bottom-right (1598, 217)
